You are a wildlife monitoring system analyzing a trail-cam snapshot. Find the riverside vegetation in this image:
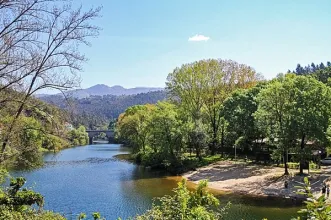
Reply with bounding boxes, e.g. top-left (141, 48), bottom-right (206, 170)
top-left (116, 59), bottom-right (331, 176)
top-left (2, 60), bottom-right (330, 219)
top-left (1, 0), bottom-right (331, 219)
